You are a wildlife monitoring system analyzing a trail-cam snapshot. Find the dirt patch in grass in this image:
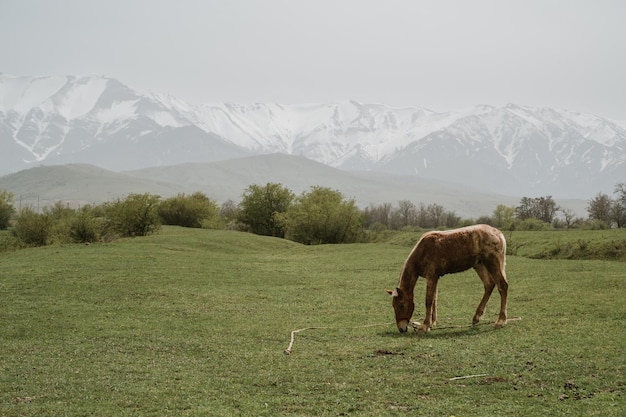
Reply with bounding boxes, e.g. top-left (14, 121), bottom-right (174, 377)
top-left (559, 380), bottom-right (595, 401)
